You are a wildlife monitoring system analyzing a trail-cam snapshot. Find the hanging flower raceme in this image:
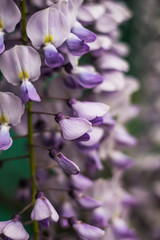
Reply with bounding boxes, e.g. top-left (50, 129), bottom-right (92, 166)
top-left (26, 7), bottom-right (70, 69)
top-left (0, 92), bottom-right (24, 151)
top-left (0, 214), bottom-right (29, 240)
top-left (0, 0), bottom-right (21, 53)
top-left (31, 192), bottom-right (59, 228)
top-left (0, 45), bottom-right (41, 104)
top-left (55, 112), bottom-right (92, 141)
